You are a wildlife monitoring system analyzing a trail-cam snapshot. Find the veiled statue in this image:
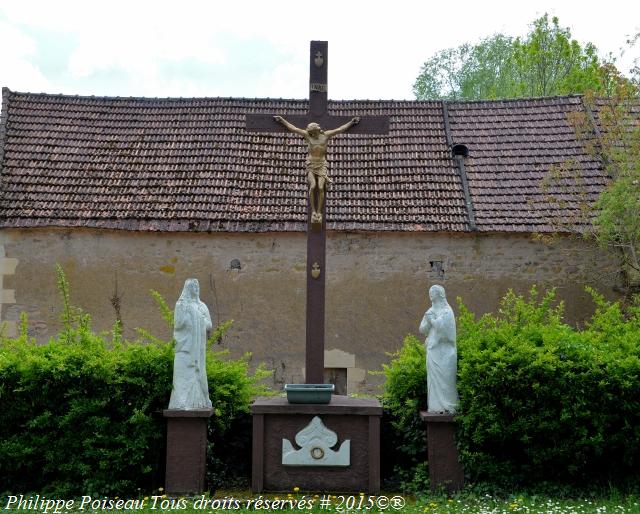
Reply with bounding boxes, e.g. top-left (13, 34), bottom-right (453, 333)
top-left (168, 278), bottom-right (213, 410)
top-left (419, 285), bottom-right (459, 413)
